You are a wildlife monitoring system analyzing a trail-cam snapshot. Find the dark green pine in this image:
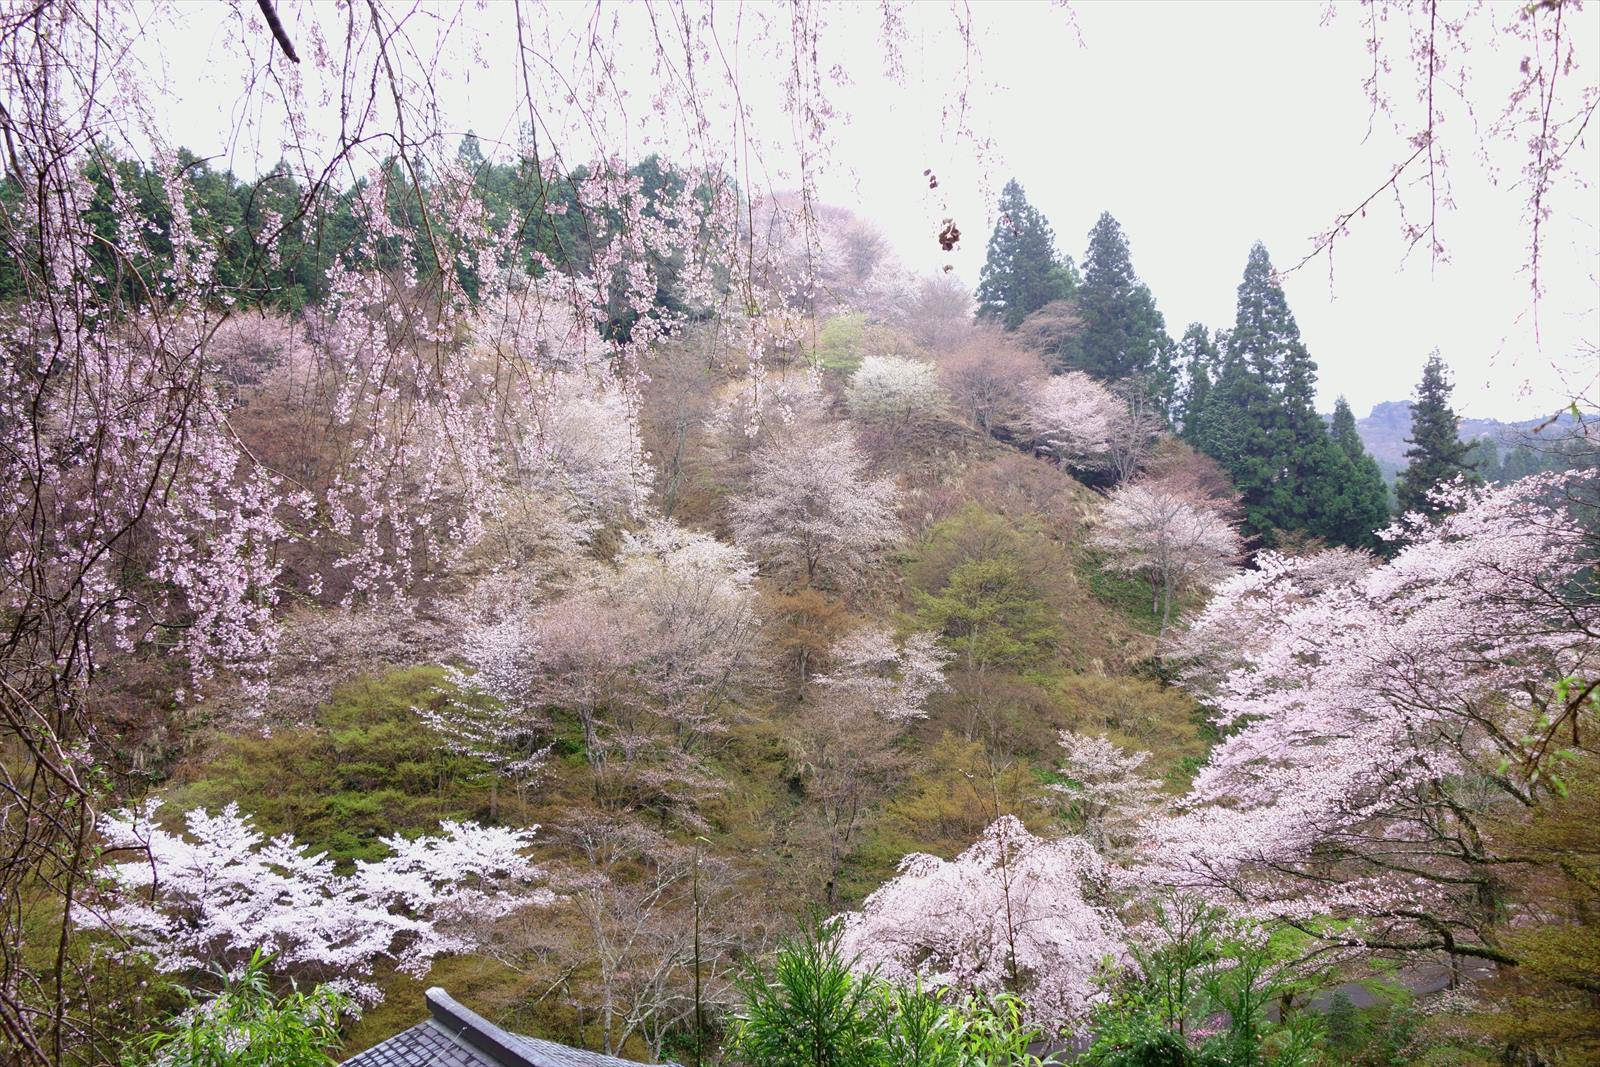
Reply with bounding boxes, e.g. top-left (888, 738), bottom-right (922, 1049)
top-left (1194, 246), bottom-right (1300, 543)
top-left (1326, 397), bottom-right (1391, 546)
top-left (975, 180), bottom-right (1074, 330)
top-left (1395, 352), bottom-right (1480, 517)
top-left (1193, 347), bottom-right (1284, 543)
top-left (1229, 242), bottom-right (1299, 385)
top-left (1060, 212), bottom-right (1171, 382)
top-left (1147, 335), bottom-right (1182, 429)
top-left (1196, 243), bottom-right (1375, 548)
